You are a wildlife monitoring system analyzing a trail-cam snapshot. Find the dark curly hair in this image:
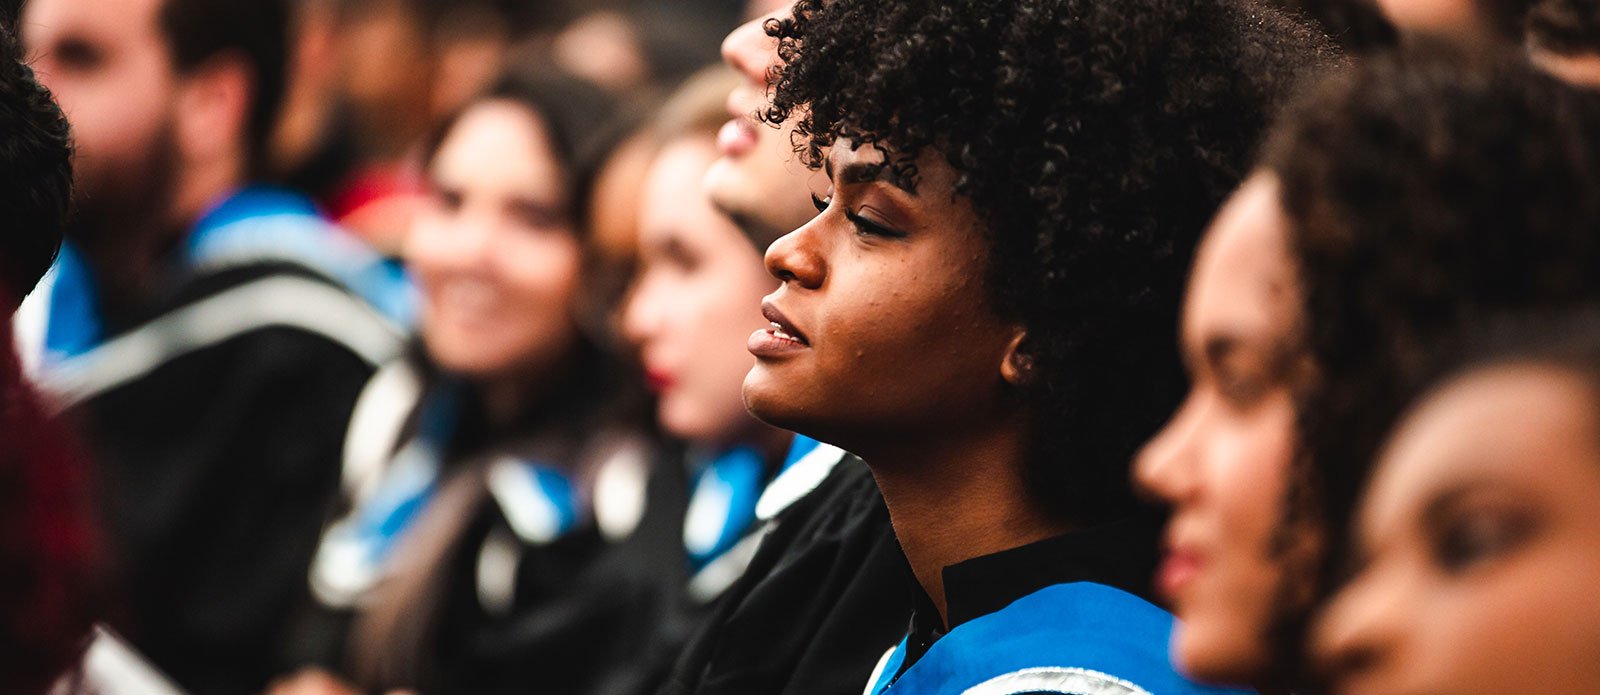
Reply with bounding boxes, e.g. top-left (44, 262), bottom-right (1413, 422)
top-left (764, 0), bottom-right (1340, 524)
top-left (1263, 46), bottom-right (1600, 594)
top-left (0, 22), bottom-right (73, 307)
